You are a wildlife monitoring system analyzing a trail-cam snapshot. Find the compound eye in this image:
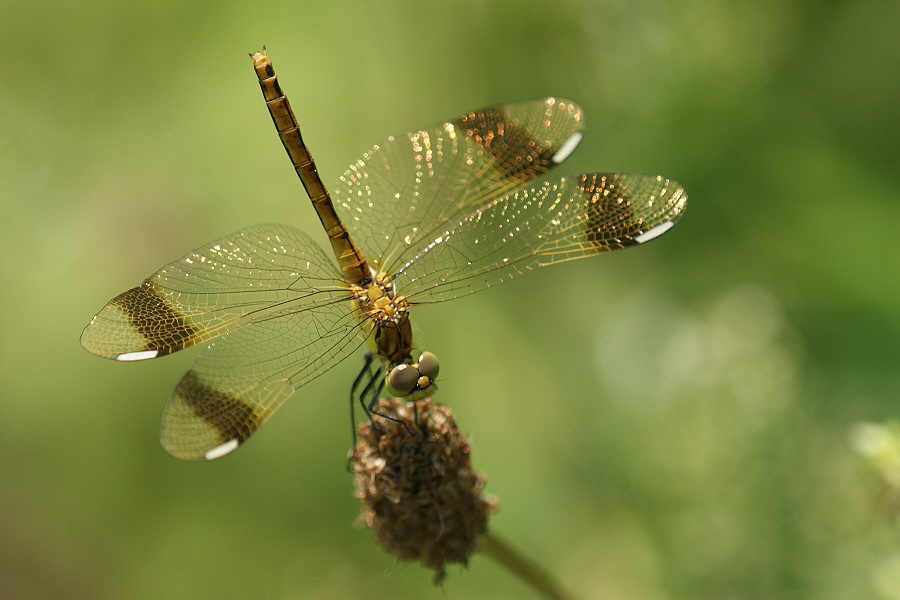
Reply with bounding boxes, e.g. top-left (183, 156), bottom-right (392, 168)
top-left (417, 351), bottom-right (440, 380)
top-left (386, 364), bottom-right (418, 397)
